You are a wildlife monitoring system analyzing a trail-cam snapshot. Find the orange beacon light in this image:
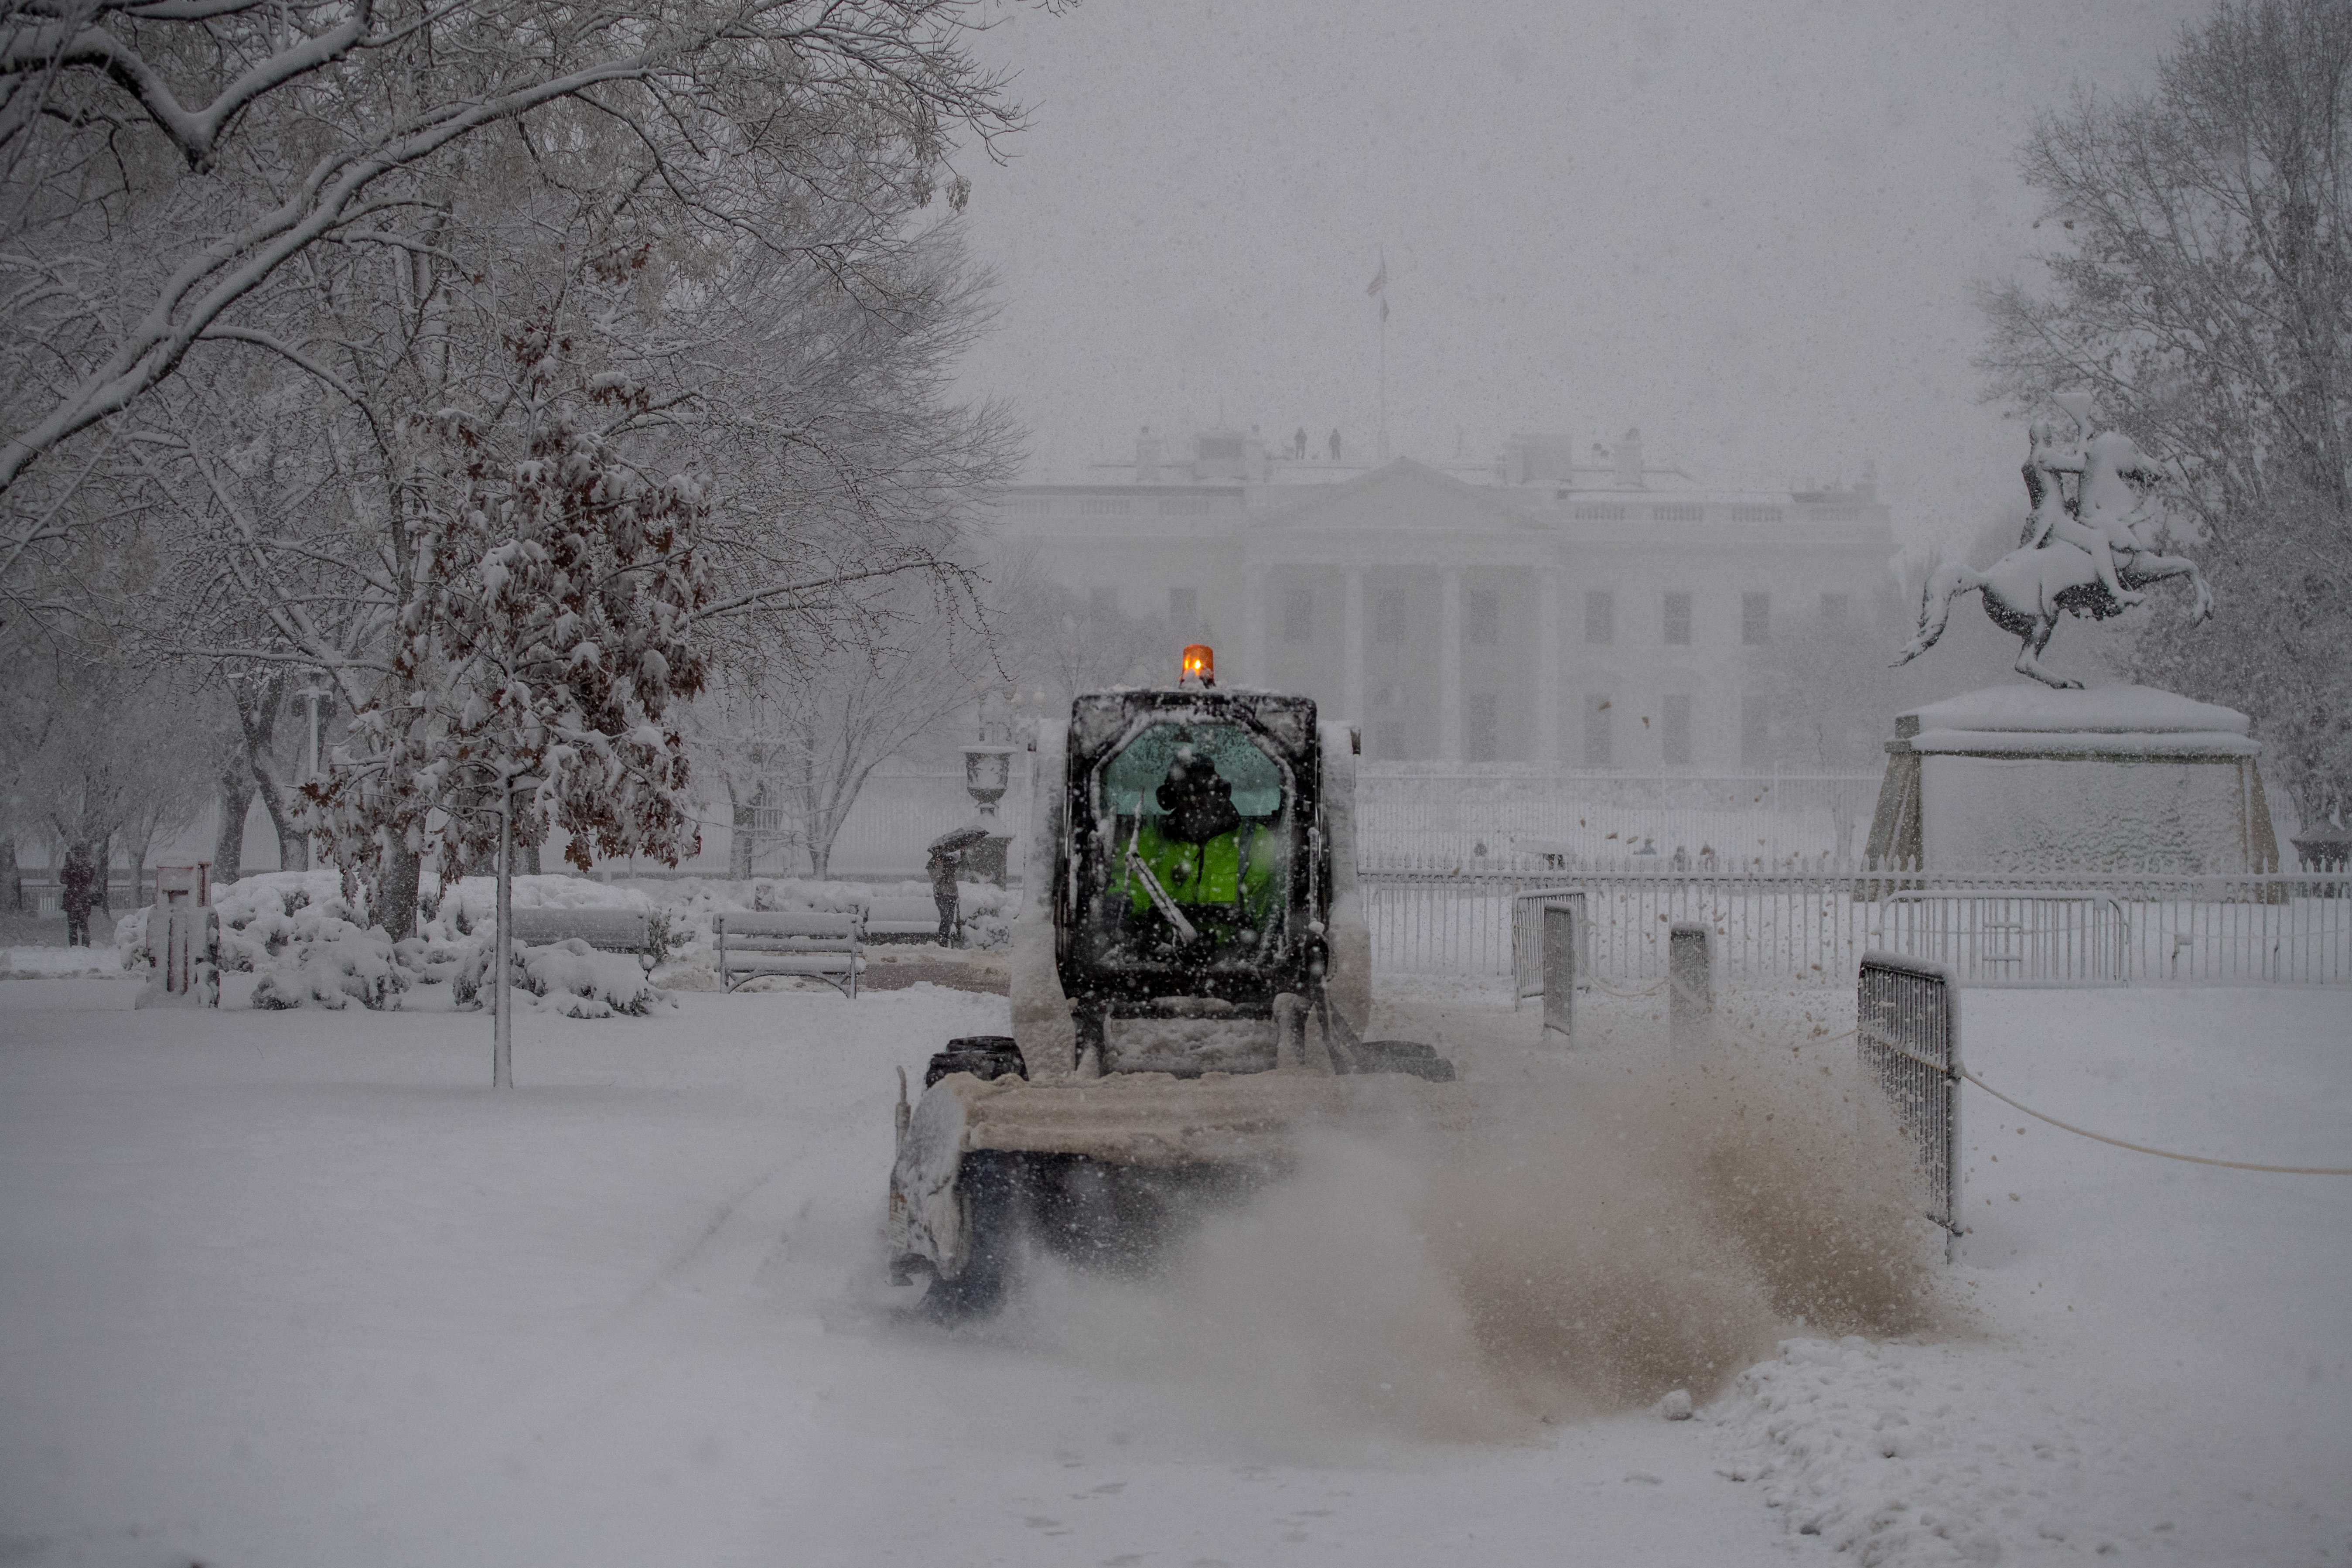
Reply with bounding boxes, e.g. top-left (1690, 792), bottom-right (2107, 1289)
top-left (1179, 644), bottom-right (1215, 687)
